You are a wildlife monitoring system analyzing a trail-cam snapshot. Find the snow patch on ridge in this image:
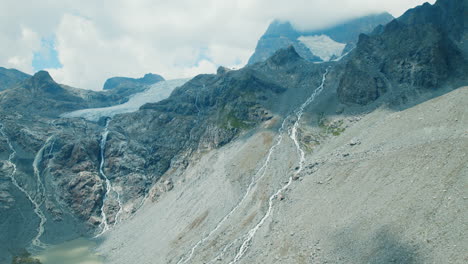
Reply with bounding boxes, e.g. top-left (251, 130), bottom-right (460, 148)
top-left (298, 35), bottom-right (346, 61)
